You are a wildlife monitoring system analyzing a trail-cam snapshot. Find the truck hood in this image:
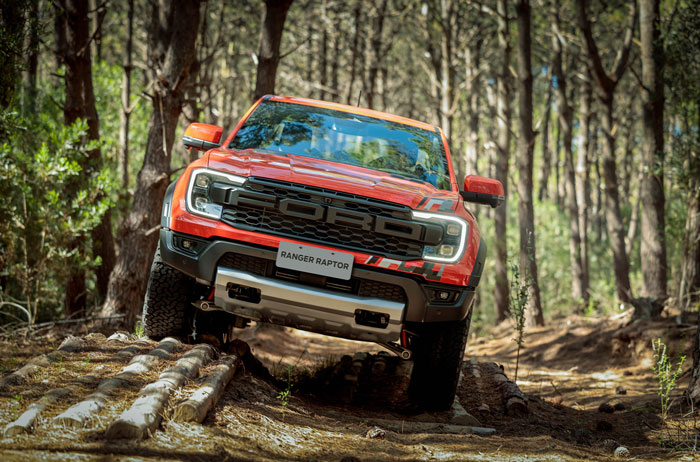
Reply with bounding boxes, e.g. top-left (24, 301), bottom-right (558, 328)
top-left (206, 148), bottom-right (459, 211)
